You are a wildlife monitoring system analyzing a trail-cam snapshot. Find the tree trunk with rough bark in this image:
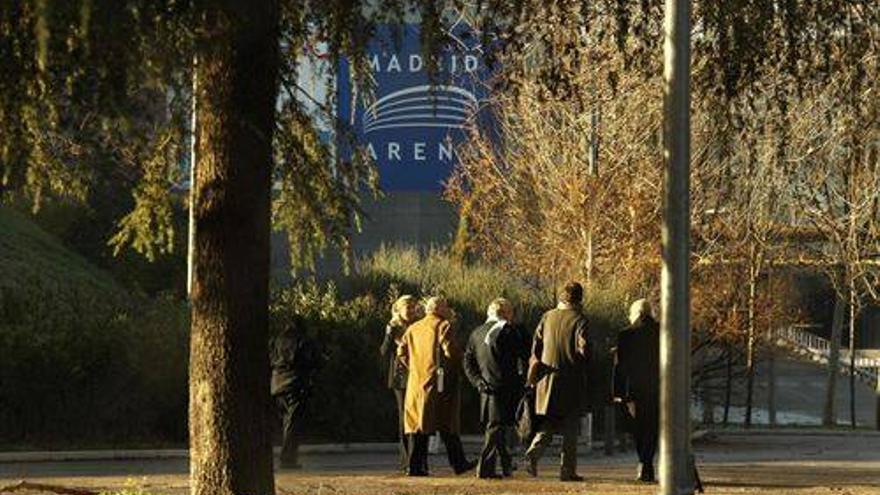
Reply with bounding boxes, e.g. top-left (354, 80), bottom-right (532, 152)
top-left (189, 3), bottom-right (280, 495)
